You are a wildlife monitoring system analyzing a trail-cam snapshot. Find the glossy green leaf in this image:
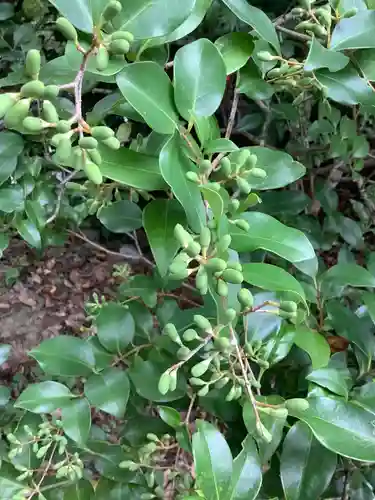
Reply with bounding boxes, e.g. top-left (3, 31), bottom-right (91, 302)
top-left (160, 133), bottom-right (206, 232)
top-left (306, 366), bottom-right (352, 398)
top-left (238, 61), bottom-right (274, 100)
top-left (0, 344), bottom-right (11, 365)
top-left (15, 382), bottom-right (72, 413)
top-left (84, 368), bottom-right (130, 418)
top-left (0, 463), bottom-right (27, 499)
top-left (352, 381), bottom-right (375, 412)
top-left (294, 327), bottom-right (330, 369)
top-left (321, 263), bottom-right (375, 289)
top-left (280, 421), bottom-right (337, 500)
top-left (99, 147), bottom-right (166, 191)
top-left (116, 62), bottom-right (178, 134)
top-left (96, 303), bottom-right (135, 353)
top-left (331, 10), bottom-right (375, 50)
top-left (95, 479), bottom-right (148, 499)
top-left (0, 386), bottom-right (10, 406)
top-left (174, 38), bottom-right (226, 120)
top-left (221, 0), bottom-right (280, 54)
top-left (116, 0), bottom-right (195, 39)
top-left (29, 336), bottom-right (96, 377)
top-left (354, 49), bottom-right (375, 80)
top-left (204, 138), bottom-right (239, 154)
top-left (231, 212), bottom-right (317, 276)
top-left (215, 32), bottom-right (254, 74)
top-left (363, 291), bottom-right (375, 326)
top-left (192, 420), bottom-right (233, 500)
top-left (315, 67), bottom-right (375, 106)
top-left (119, 275), bottom-right (158, 308)
top-left (200, 186), bottom-right (225, 220)
top-left (16, 219), bottom-right (41, 249)
top-left (61, 398), bottom-right (91, 444)
top-left (158, 406), bottom-right (182, 428)
top-left (226, 435), bottom-right (262, 500)
top-left (65, 41), bottom-right (126, 77)
top-left (288, 396), bottom-right (375, 462)
top-left (143, 199), bottom-right (186, 277)
top-left (242, 263), bottom-right (306, 305)
top-left (304, 37), bottom-right (349, 72)
top-left (48, 0), bottom-right (107, 33)
top-left (0, 132), bottom-right (24, 185)
top-left (194, 115), bottom-right (221, 147)
top-left (0, 185), bottom-right (24, 213)
top-left (98, 201), bottom-right (142, 234)
top-left (51, 480), bottom-right (95, 499)
top-left (0, 234), bottom-right (9, 258)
